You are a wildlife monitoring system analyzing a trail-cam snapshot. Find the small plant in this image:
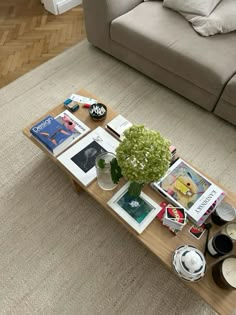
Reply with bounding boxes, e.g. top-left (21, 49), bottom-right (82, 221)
top-left (97, 158), bottom-right (106, 169)
top-left (111, 125), bottom-right (171, 196)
